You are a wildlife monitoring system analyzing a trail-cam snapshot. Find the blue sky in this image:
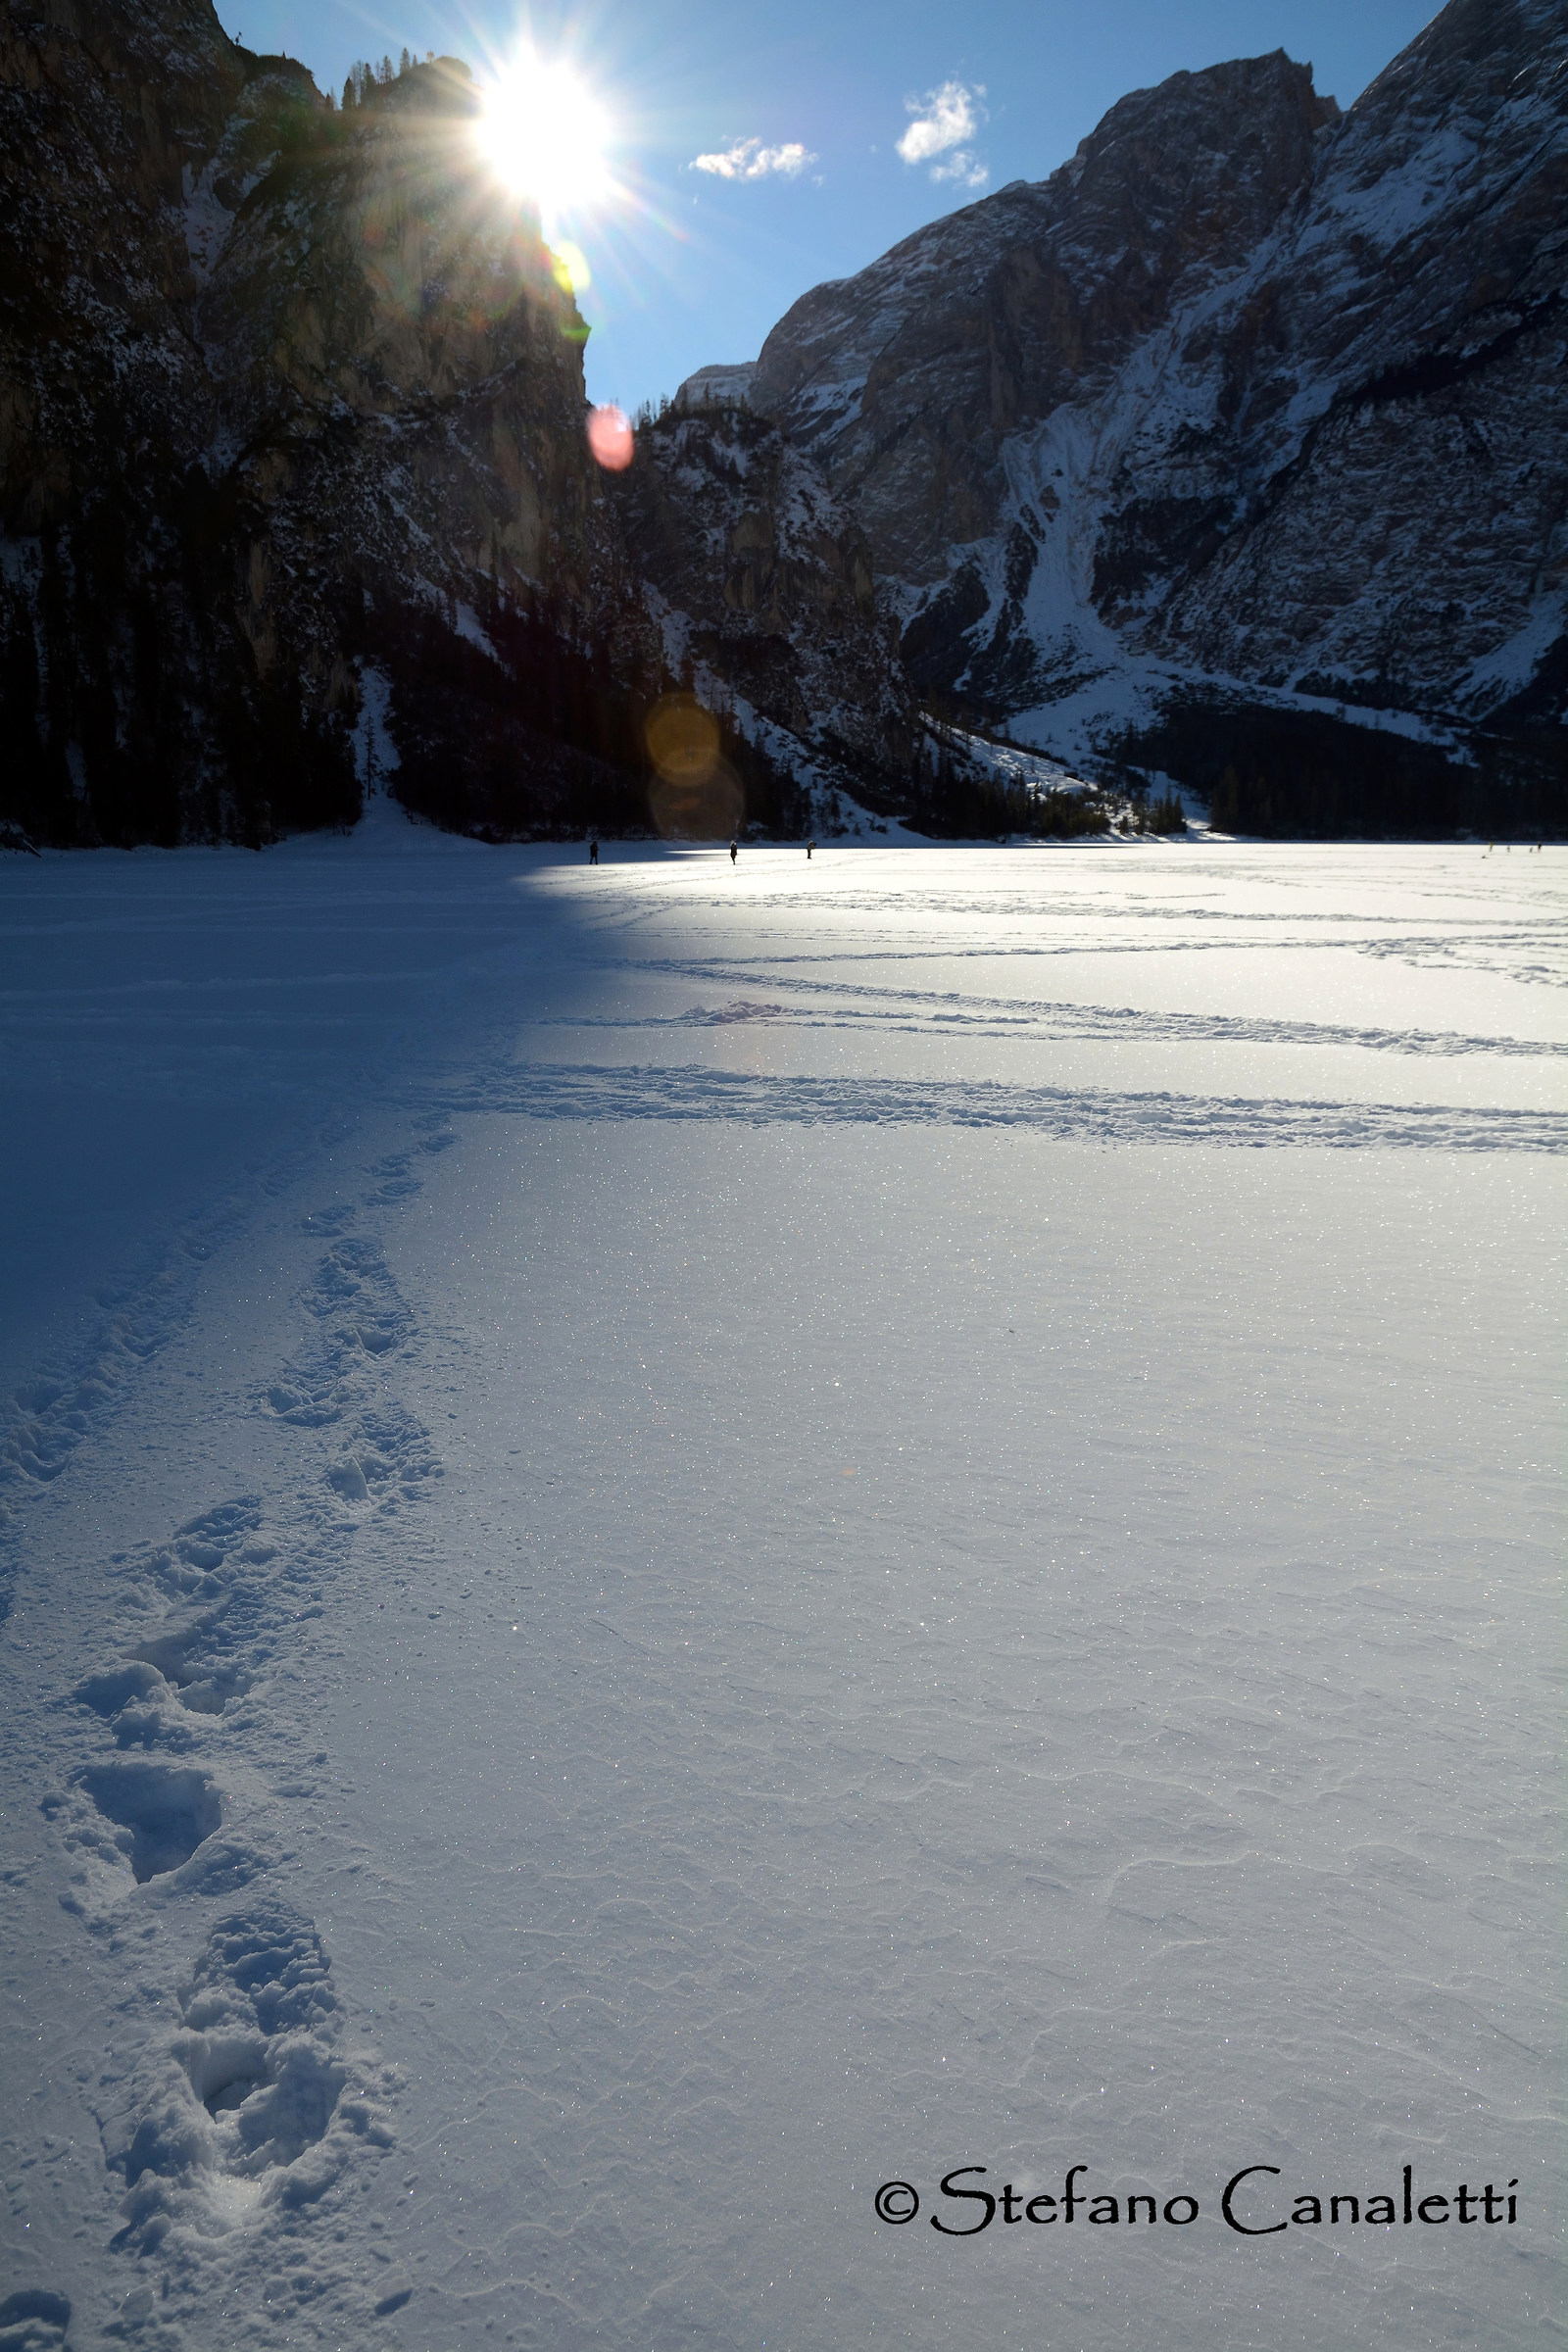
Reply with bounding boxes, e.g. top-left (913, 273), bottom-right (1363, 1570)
top-left (211, 0), bottom-right (1442, 412)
